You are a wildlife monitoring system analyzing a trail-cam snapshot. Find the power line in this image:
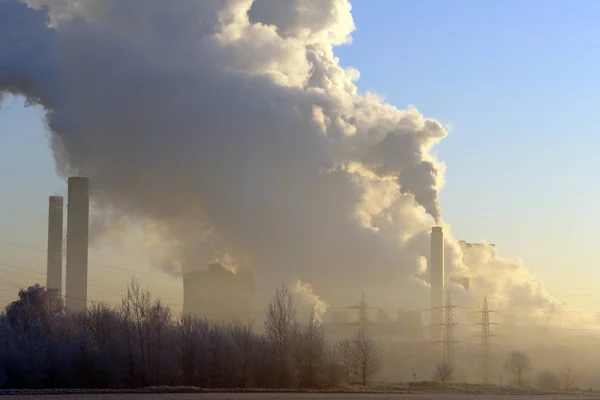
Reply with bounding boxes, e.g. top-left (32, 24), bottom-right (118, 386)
top-left (0, 237), bottom-right (181, 281)
top-left (0, 258), bottom-right (184, 308)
